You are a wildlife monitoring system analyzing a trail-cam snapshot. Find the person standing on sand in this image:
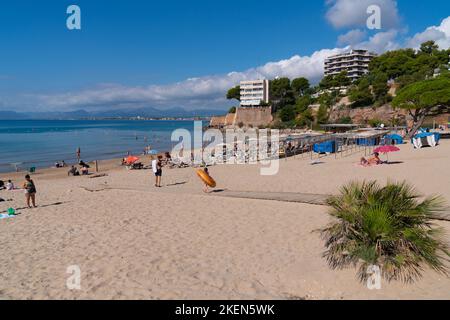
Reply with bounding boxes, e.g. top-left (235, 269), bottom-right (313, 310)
top-left (76, 147), bottom-right (81, 161)
top-left (203, 167), bottom-right (210, 193)
top-left (152, 156), bottom-right (163, 187)
top-left (23, 174), bottom-right (37, 208)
